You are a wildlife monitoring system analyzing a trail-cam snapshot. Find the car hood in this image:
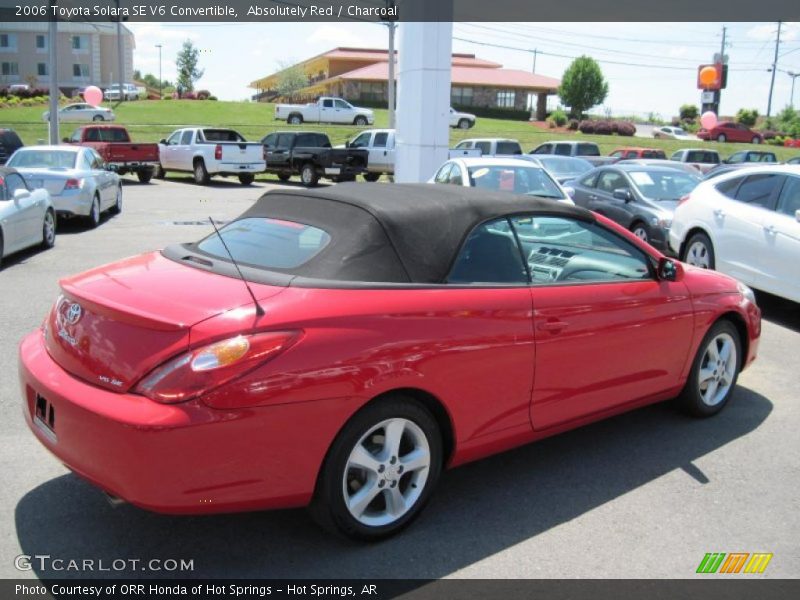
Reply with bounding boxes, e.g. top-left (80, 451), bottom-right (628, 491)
top-left (44, 251), bottom-right (286, 392)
